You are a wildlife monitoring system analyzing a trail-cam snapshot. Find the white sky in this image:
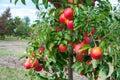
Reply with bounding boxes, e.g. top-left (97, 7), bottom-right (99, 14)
top-left (0, 0), bottom-right (119, 24)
